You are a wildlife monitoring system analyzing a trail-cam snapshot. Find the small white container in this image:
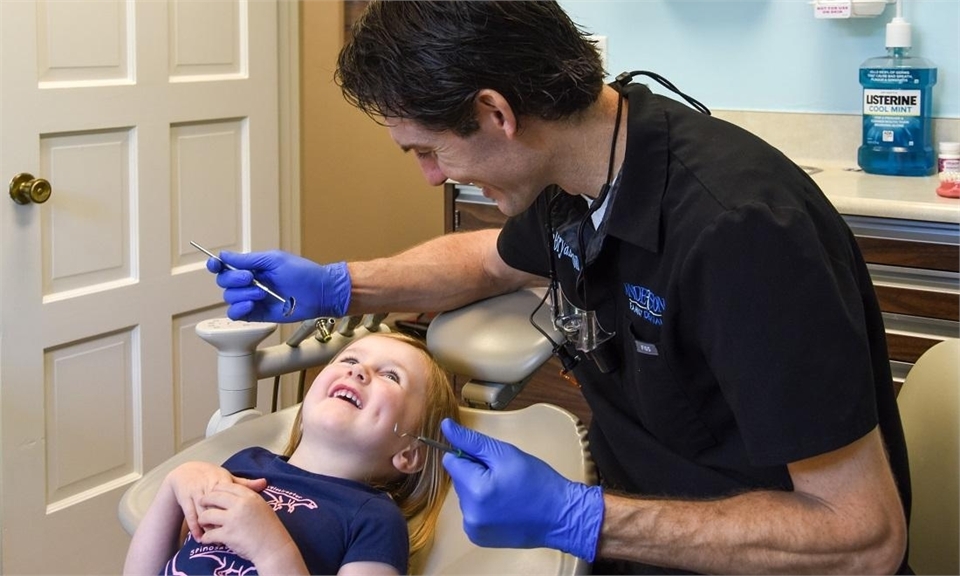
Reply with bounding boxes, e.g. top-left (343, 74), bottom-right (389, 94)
top-left (936, 141), bottom-right (960, 198)
top-left (938, 141), bottom-right (960, 174)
